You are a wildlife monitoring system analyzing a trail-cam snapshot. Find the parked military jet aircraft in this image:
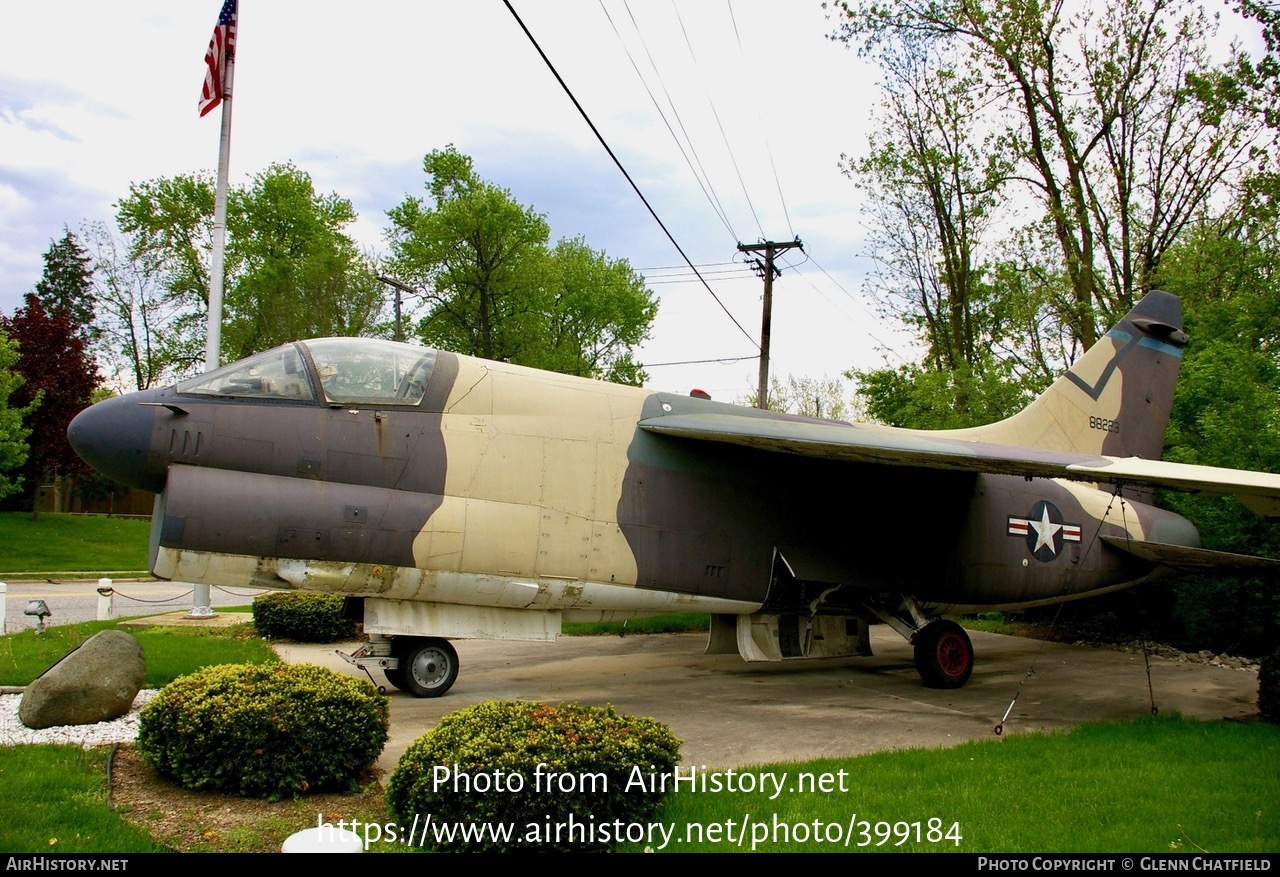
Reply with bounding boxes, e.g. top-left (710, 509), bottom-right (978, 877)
top-left (68, 290), bottom-right (1280, 696)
